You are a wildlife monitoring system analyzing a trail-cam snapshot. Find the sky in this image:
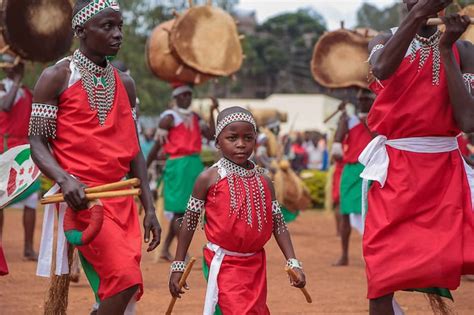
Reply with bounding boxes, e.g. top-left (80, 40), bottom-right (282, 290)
top-left (236, 0), bottom-right (399, 30)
